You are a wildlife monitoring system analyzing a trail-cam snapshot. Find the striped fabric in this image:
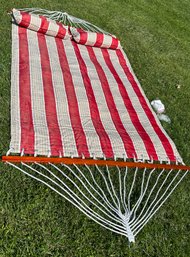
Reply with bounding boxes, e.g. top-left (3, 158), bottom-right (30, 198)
top-left (70, 27), bottom-right (121, 49)
top-left (10, 20), bottom-right (182, 162)
top-left (12, 9), bottom-right (71, 39)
